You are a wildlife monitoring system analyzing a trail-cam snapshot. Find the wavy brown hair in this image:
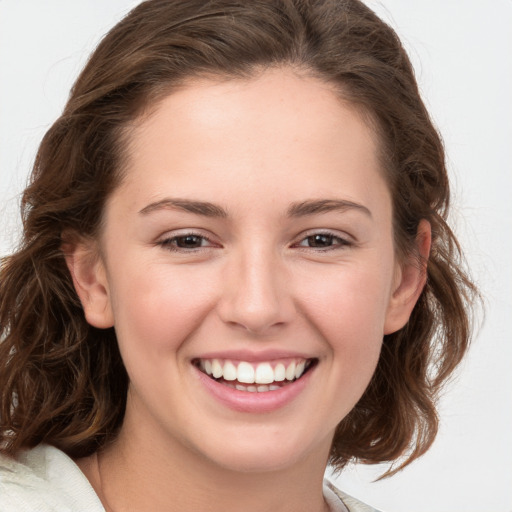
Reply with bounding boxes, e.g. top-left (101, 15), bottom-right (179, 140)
top-left (0, 0), bottom-right (476, 474)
